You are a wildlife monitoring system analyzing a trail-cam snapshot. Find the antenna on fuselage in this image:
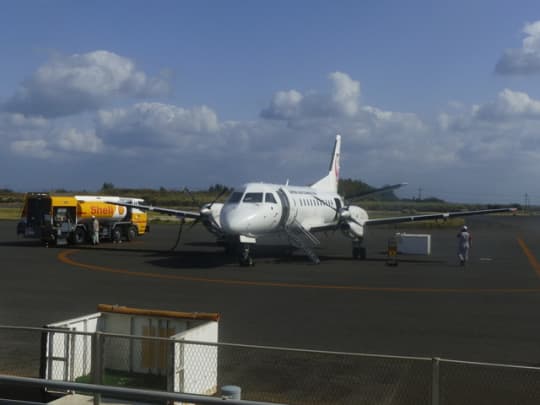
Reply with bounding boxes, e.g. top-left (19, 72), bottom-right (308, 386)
top-left (285, 179), bottom-right (289, 186)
